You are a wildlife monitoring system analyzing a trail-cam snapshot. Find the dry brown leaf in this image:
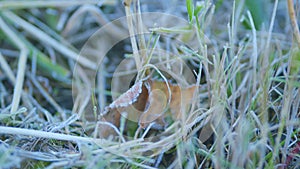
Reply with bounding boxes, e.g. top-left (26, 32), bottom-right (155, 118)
top-left (97, 79), bottom-right (197, 138)
top-left (98, 82), bottom-right (148, 138)
top-left (139, 88), bottom-right (168, 129)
